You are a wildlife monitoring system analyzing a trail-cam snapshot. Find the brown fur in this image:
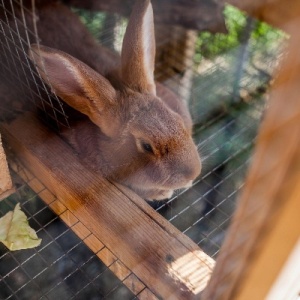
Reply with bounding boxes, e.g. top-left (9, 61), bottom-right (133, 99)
top-left (4, 0), bottom-right (201, 200)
